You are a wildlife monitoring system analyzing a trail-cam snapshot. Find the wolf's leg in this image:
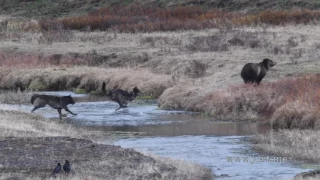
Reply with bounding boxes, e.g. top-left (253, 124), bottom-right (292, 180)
top-left (31, 104), bottom-right (46, 112)
top-left (31, 106), bottom-right (41, 112)
top-left (57, 109), bottom-right (62, 121)
top-left (31, 99), bottom-right (46, 112)
top-left (115, 106), bottom-right (122, 111)
top-left (64, 106), bottom-right (77, 116)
